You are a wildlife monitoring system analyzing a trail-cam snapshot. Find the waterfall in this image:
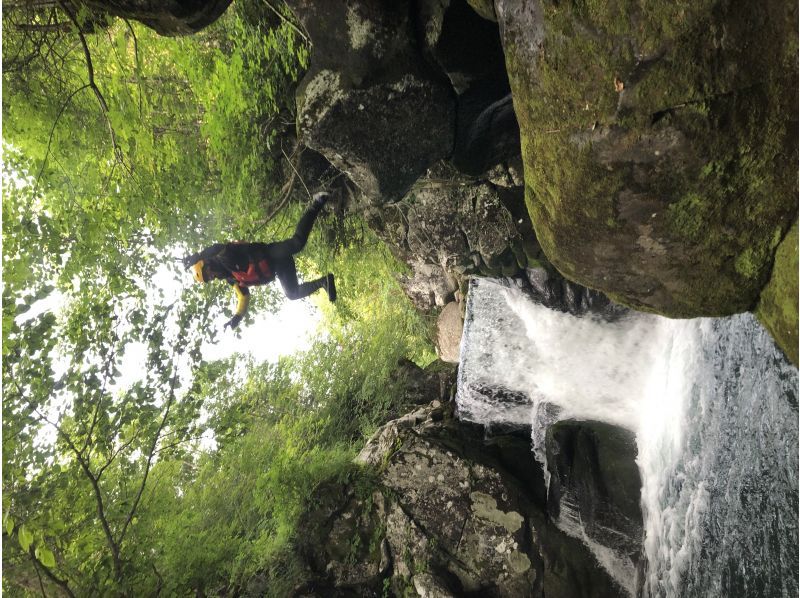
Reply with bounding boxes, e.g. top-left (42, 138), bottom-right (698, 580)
top-left (456, 278), bottom-right (798, 597)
